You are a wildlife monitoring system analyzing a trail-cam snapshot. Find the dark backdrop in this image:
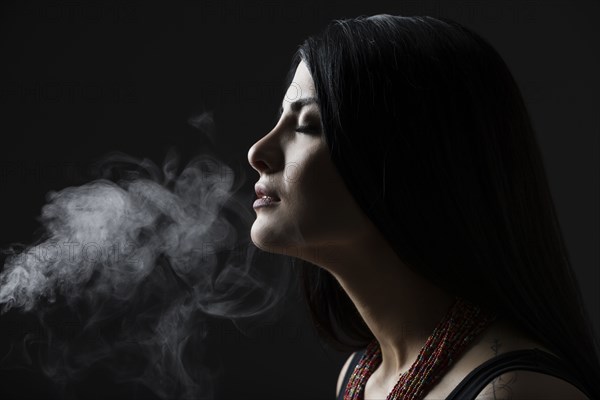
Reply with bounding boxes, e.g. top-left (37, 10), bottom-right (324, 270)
top-left (0, 1), bottom-right (598, 399)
